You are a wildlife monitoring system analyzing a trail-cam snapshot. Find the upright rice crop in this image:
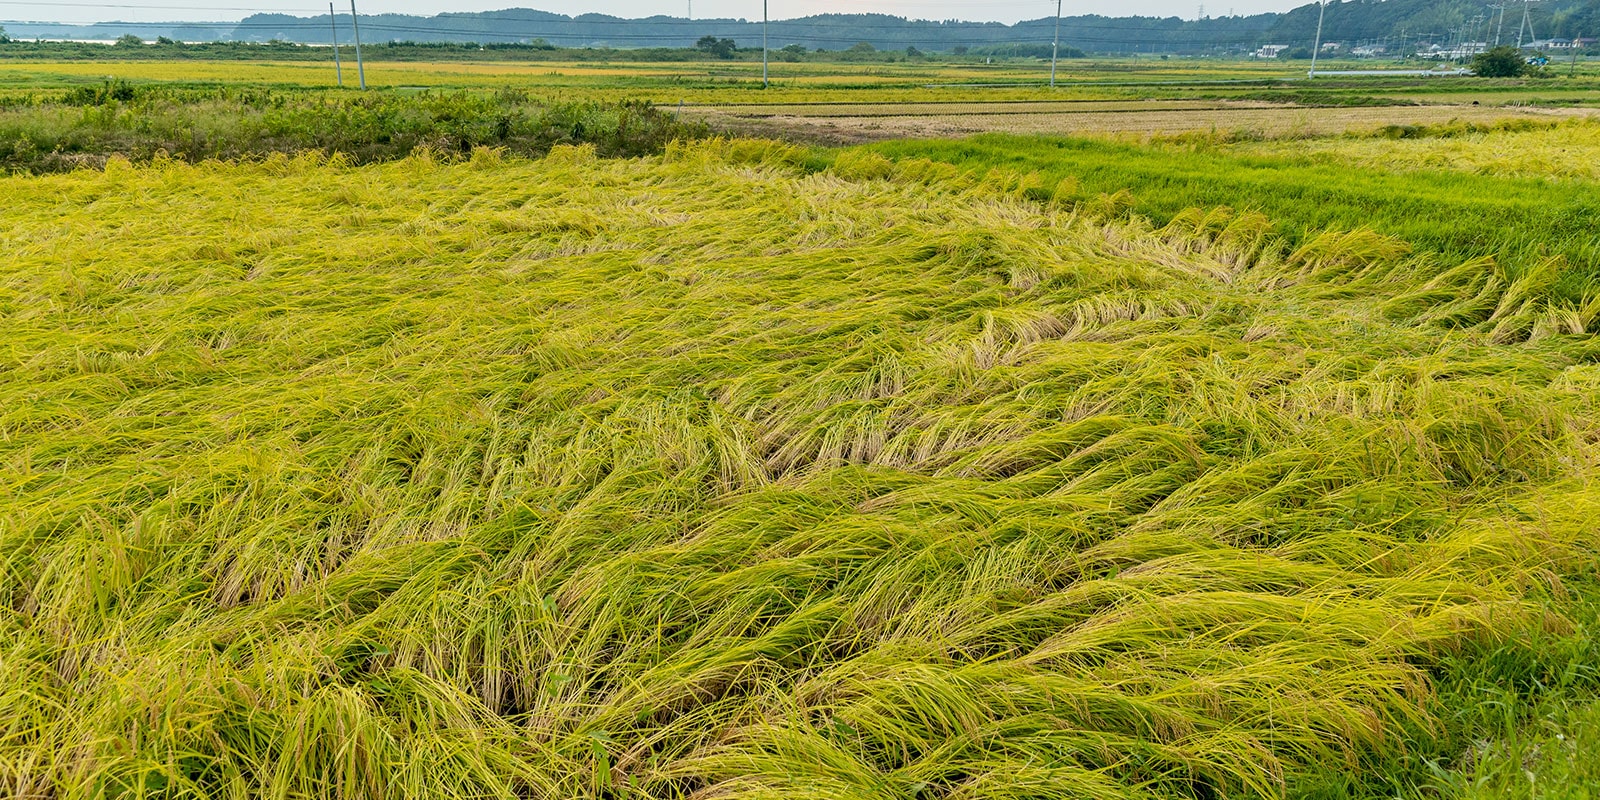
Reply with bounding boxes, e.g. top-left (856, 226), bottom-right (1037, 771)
top-left (1230, 117), bottom-right (1600, 183)
top-left (0, 140), bottom-right (1596, 799)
